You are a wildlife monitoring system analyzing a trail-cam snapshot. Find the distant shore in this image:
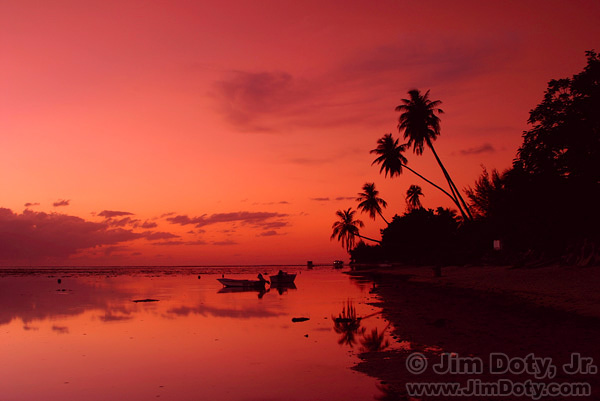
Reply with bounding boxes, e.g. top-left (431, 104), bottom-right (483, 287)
top-left (349, 264), bottom-right (600, 400)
